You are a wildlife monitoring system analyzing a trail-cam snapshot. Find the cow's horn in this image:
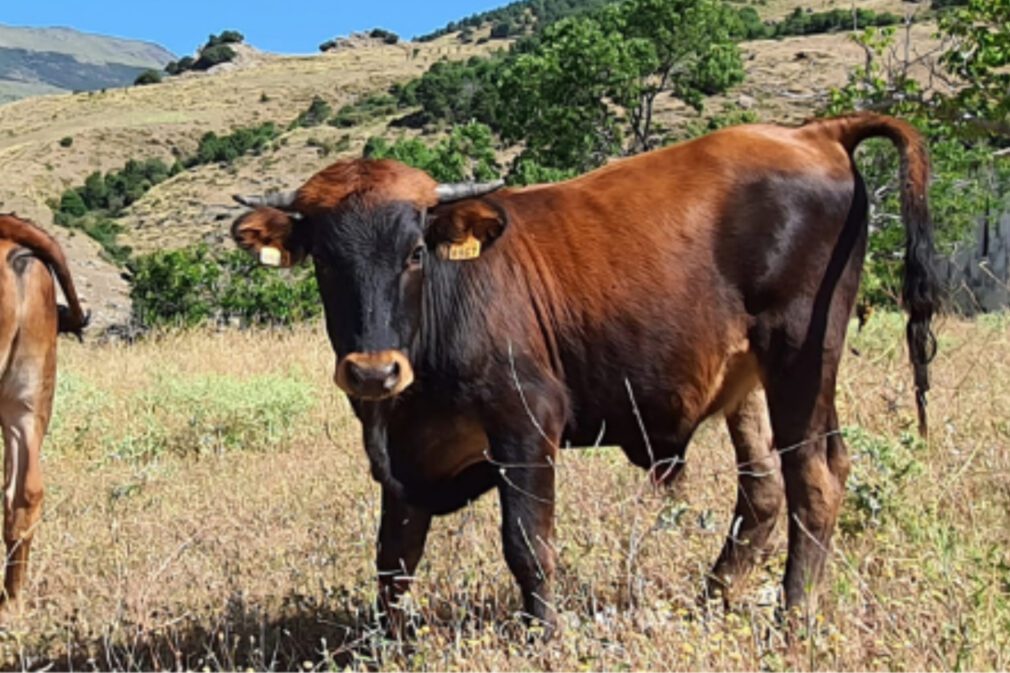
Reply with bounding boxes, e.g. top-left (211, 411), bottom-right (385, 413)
top-left (232, 190), bottom-right (297, 210)
top-left (435, 180), bottom-right (505, 203)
